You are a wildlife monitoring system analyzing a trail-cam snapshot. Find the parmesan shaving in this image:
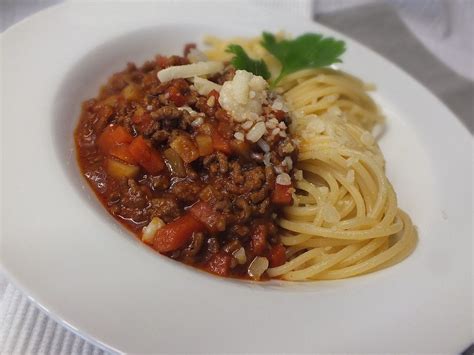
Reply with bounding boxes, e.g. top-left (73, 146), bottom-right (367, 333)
top-left (157, 61), bottom-right (223, 82)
